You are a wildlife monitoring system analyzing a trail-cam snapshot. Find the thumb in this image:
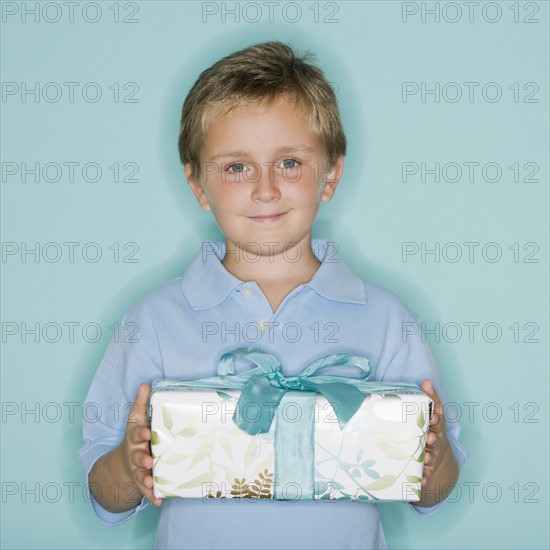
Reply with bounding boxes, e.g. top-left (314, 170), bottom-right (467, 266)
top-left (421, 379), bottom-right (440, 406)
top-left (129, 383), bottom-right (150, 424)
top-left (421, 378), bottom-right (434, 396)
